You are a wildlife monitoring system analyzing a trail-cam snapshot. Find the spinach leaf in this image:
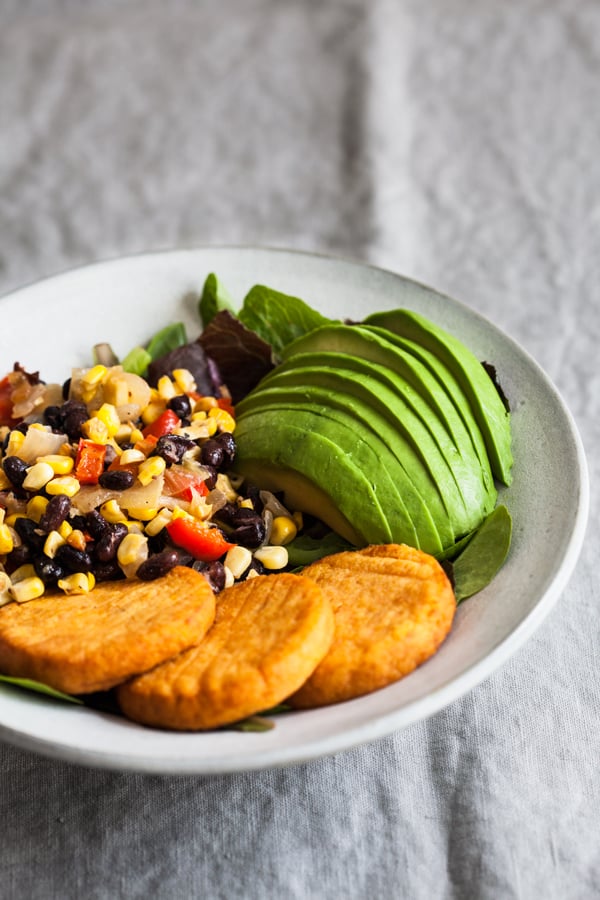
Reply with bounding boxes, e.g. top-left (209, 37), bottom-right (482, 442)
top-left (452, 504), bottom-right (512, 602)
top-left (199, 273), bottom-right (238, 327)
top-left (0, 674), bottom-right (84, 705)
top-left (121, 345), bottom-right (152, 375)
top-left (238, 284), bottom-right (332, 356)
top-left (286, 530), bottom-right (353, 568)
top-left (146, 322), bottom-right (187, 361)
